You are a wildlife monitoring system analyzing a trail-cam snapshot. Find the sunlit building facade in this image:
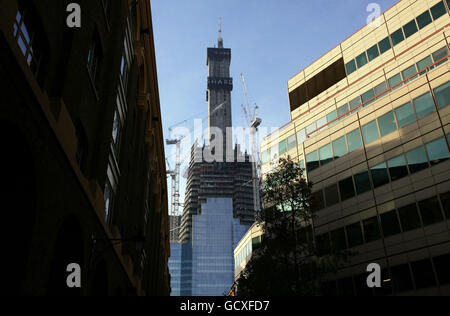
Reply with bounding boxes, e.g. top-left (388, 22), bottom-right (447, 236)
top-left (261, 0), bottom-right (450, 295)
